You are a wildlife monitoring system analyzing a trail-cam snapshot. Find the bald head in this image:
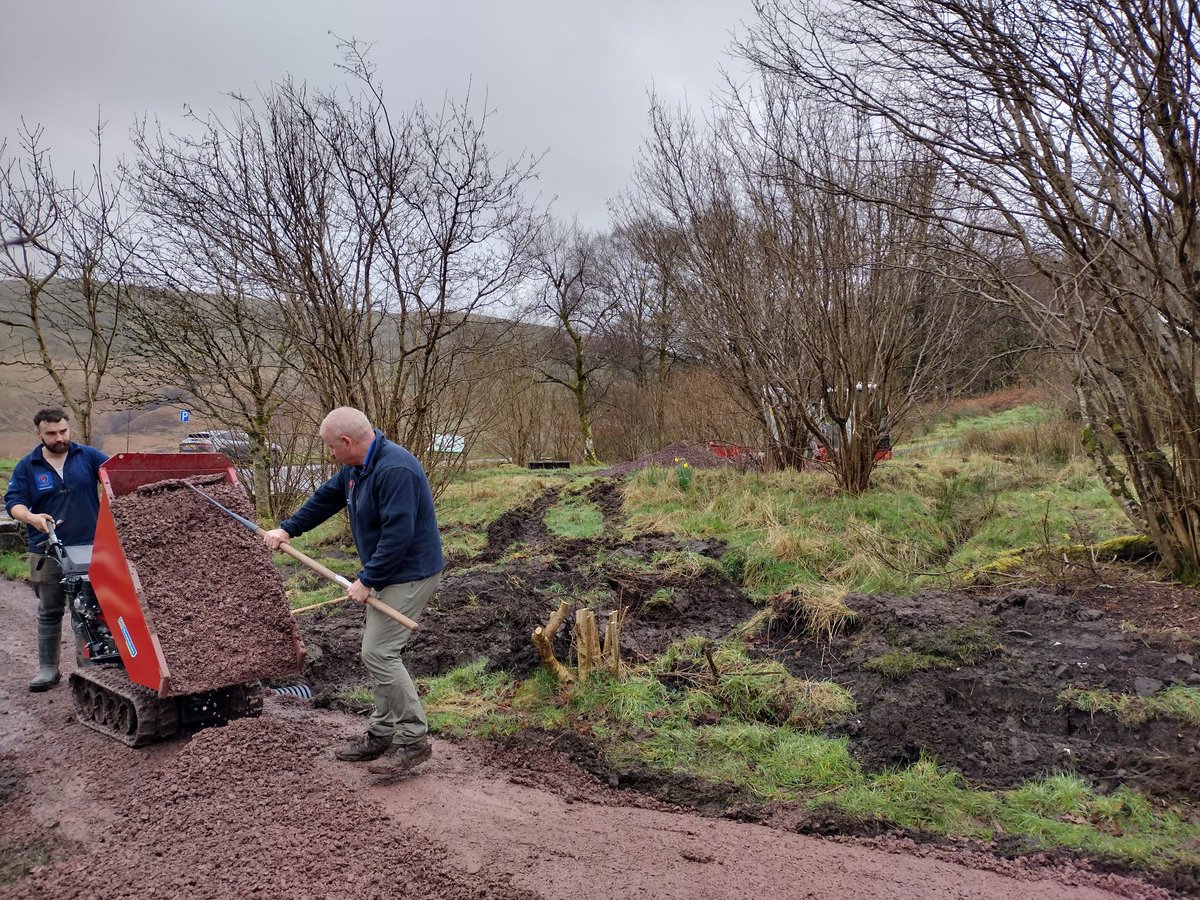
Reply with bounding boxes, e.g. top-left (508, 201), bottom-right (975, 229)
top-left (319, 407), bottom-right (375, 466)
top-left (320, 407), bottom-right (373, 441)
